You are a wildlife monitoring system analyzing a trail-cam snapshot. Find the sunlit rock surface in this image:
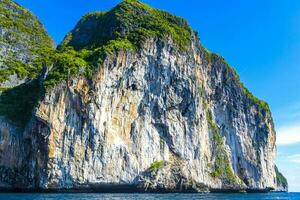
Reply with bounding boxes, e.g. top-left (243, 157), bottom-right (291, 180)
top-left (0, 0), bottom-right (287, 192)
